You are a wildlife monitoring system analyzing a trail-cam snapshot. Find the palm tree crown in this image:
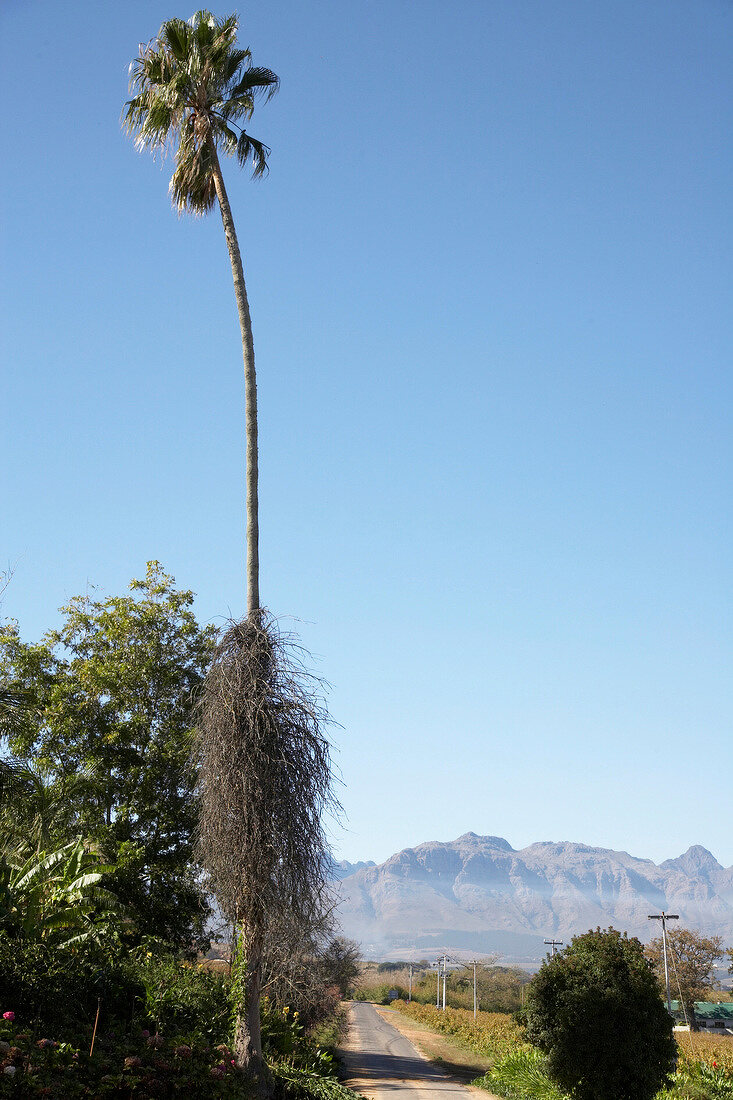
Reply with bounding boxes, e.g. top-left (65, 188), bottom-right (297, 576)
top-left (124, 9), bottom-right (279, 619)
top-left (123, 10), bottom-right (279, 213)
